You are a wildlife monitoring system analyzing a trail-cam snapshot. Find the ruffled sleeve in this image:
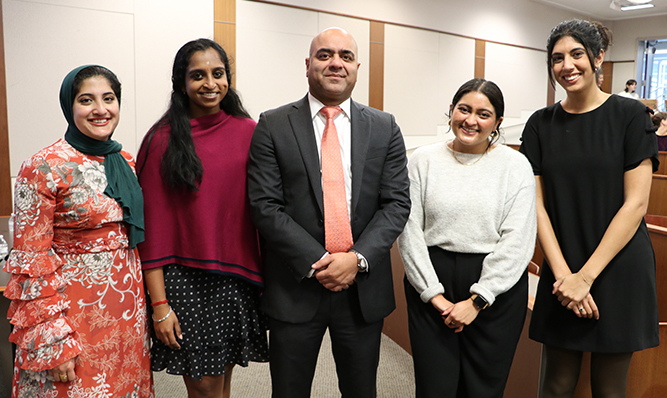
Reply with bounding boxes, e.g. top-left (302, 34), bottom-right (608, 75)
top-left (3, 156), bottom-right (82, 371)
